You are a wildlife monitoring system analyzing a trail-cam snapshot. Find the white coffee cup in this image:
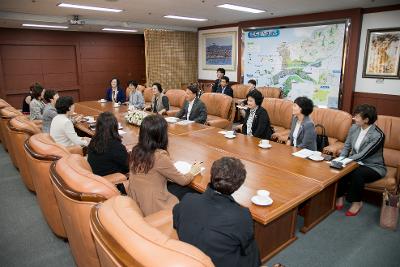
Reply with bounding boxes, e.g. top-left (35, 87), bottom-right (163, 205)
top-left (313, 151), bottom-right (322, 157)
top-left (257, 190), bottom-right (270, 198)
top-left (260, 139), bottom-right (269, 146)
top-left (226, 130), bottom-right (234, 136)
top-left (113, 103), bottom-right (120, 108)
